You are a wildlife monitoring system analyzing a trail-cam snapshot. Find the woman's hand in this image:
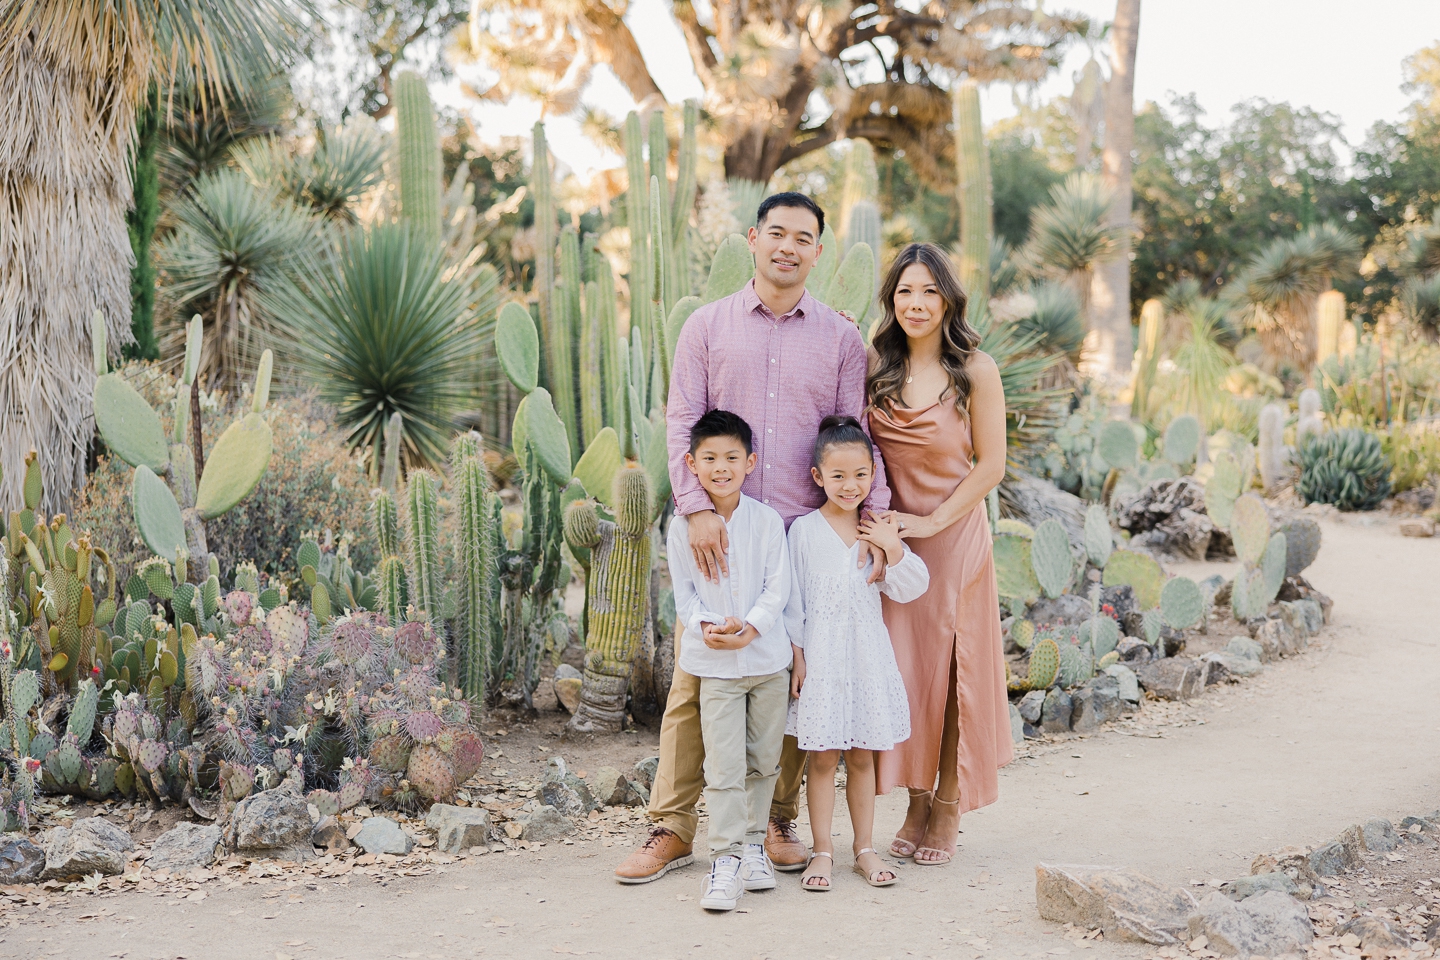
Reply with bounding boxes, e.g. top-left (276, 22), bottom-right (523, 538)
top-left (857, 513), bottom-right (904, 565)
top-left (883, 511), bottom-right (942, 540)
